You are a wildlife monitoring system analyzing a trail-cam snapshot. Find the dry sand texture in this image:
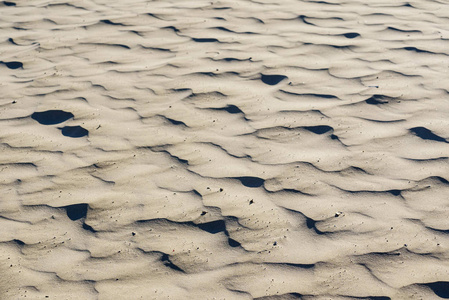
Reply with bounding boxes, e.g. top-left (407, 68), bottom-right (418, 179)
top-left (1, 0), bottom-right (449, 299)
